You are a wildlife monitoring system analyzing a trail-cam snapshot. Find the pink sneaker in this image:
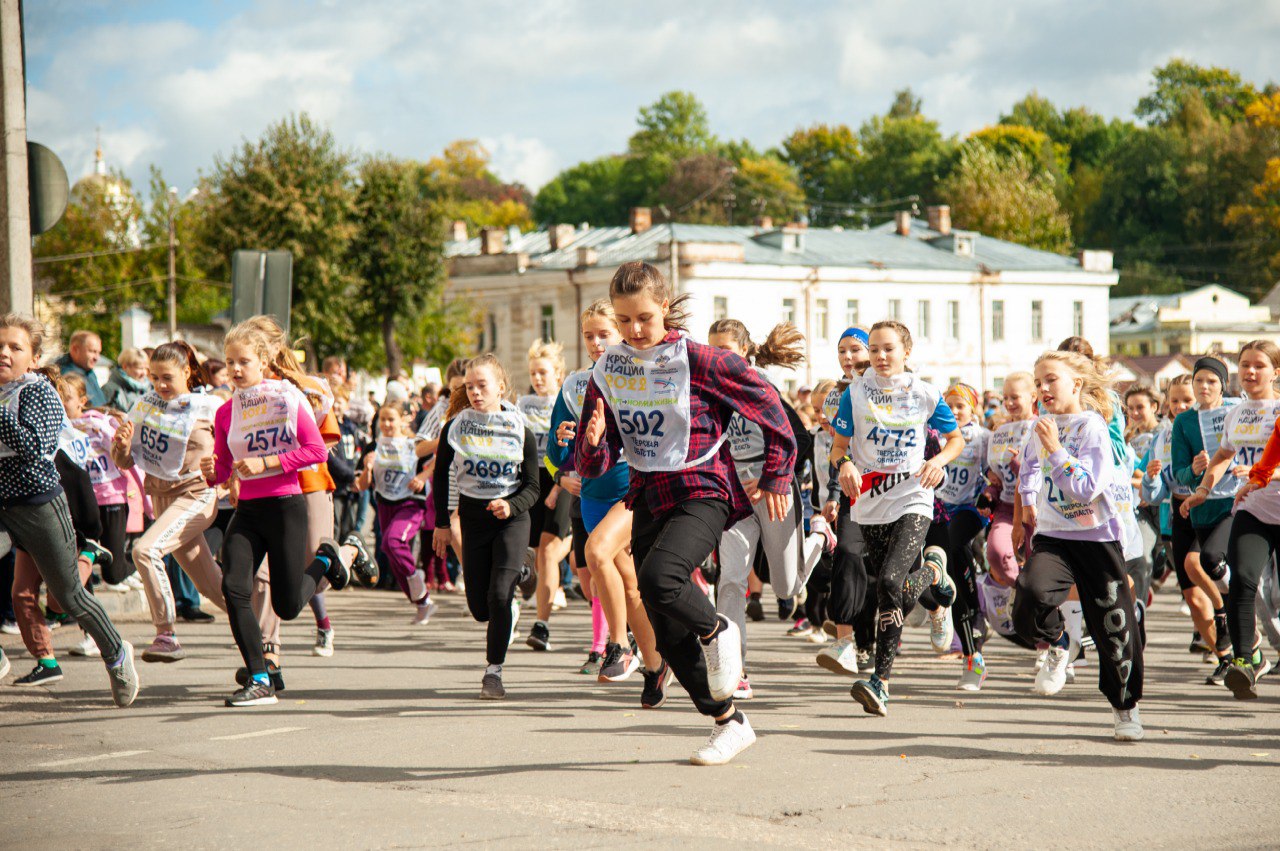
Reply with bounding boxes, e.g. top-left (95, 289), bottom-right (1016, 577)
top-left (809, 515), bottom-right (837, 553)
top-left (142, 632), bottom-right (186, 663)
